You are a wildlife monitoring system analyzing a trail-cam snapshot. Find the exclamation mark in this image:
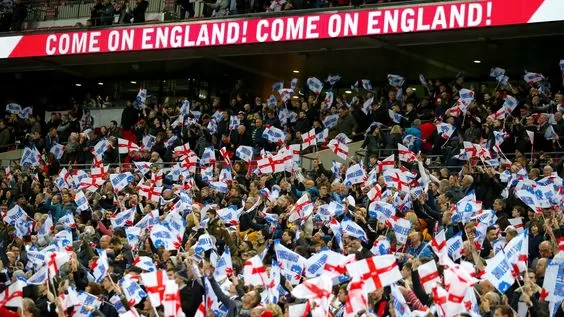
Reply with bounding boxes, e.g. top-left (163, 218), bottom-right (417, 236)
top-left (485, 1), bottom-right (492, 26)
top-left (242, 21), bottom-right (248, 43)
